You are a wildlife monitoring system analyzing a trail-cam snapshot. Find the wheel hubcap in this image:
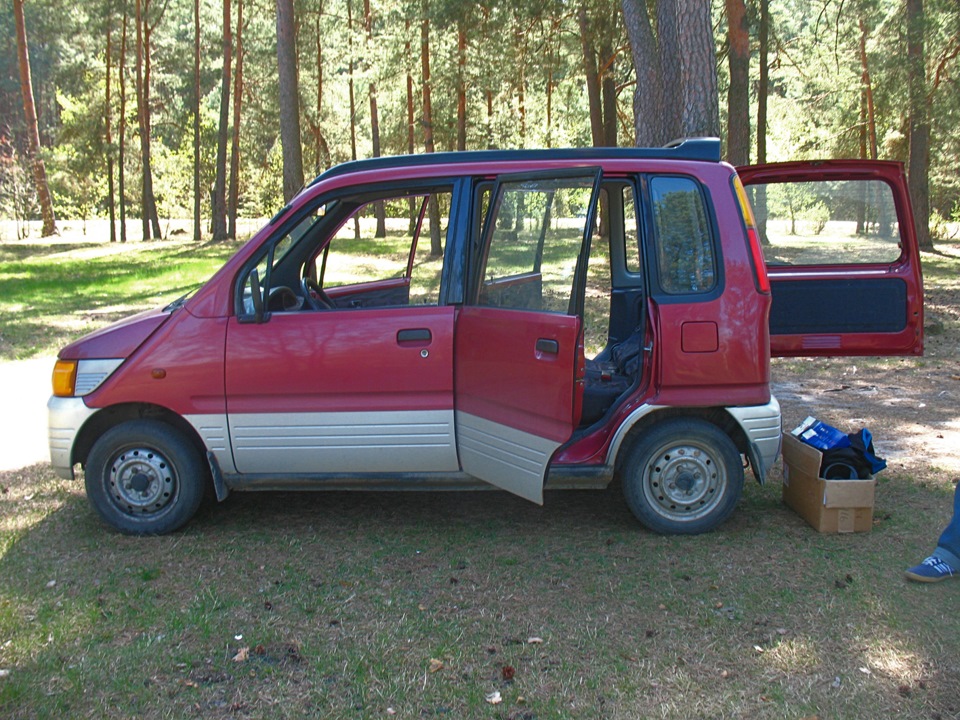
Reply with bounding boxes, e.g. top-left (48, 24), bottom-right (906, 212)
top-left (107, 447), bottom-right (177, 514)
top-left (645, 443), bottom-right (724, 520)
